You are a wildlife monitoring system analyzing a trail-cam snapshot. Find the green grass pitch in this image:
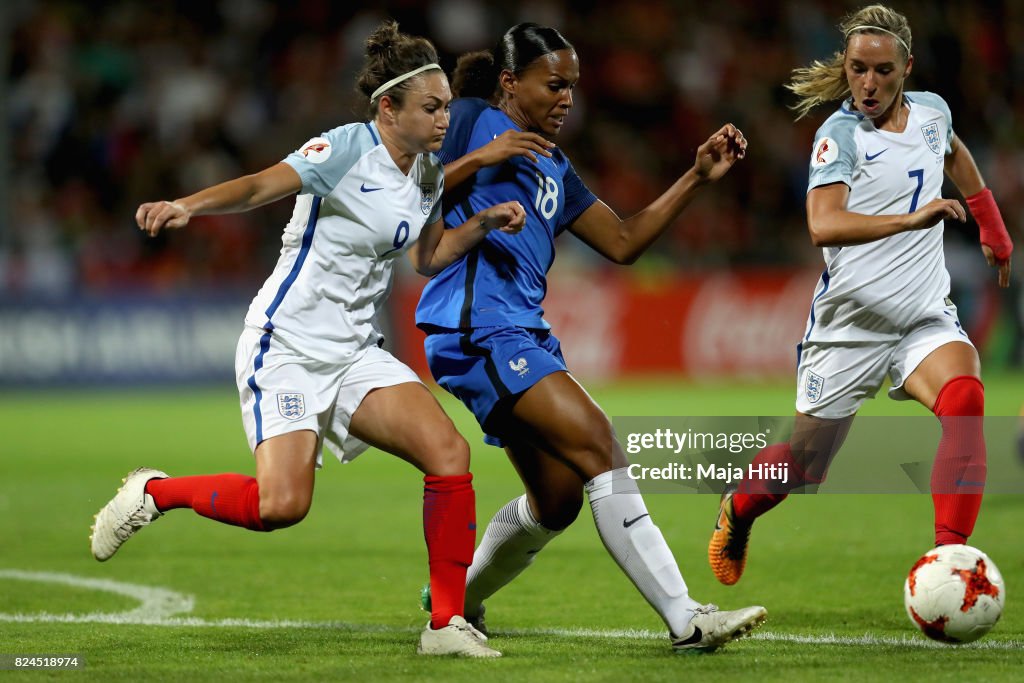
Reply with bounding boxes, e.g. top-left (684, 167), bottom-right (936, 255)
top-left (1, 375), bottom-right (1021, 681)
